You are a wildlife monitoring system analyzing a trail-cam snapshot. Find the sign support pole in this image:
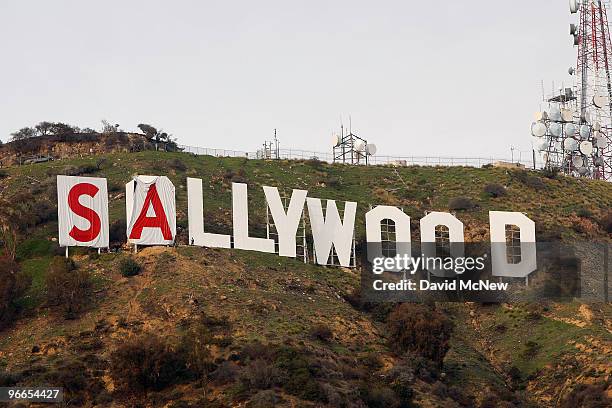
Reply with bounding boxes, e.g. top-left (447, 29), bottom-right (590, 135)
top-left (65, 247), bottom-right (69, 259)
